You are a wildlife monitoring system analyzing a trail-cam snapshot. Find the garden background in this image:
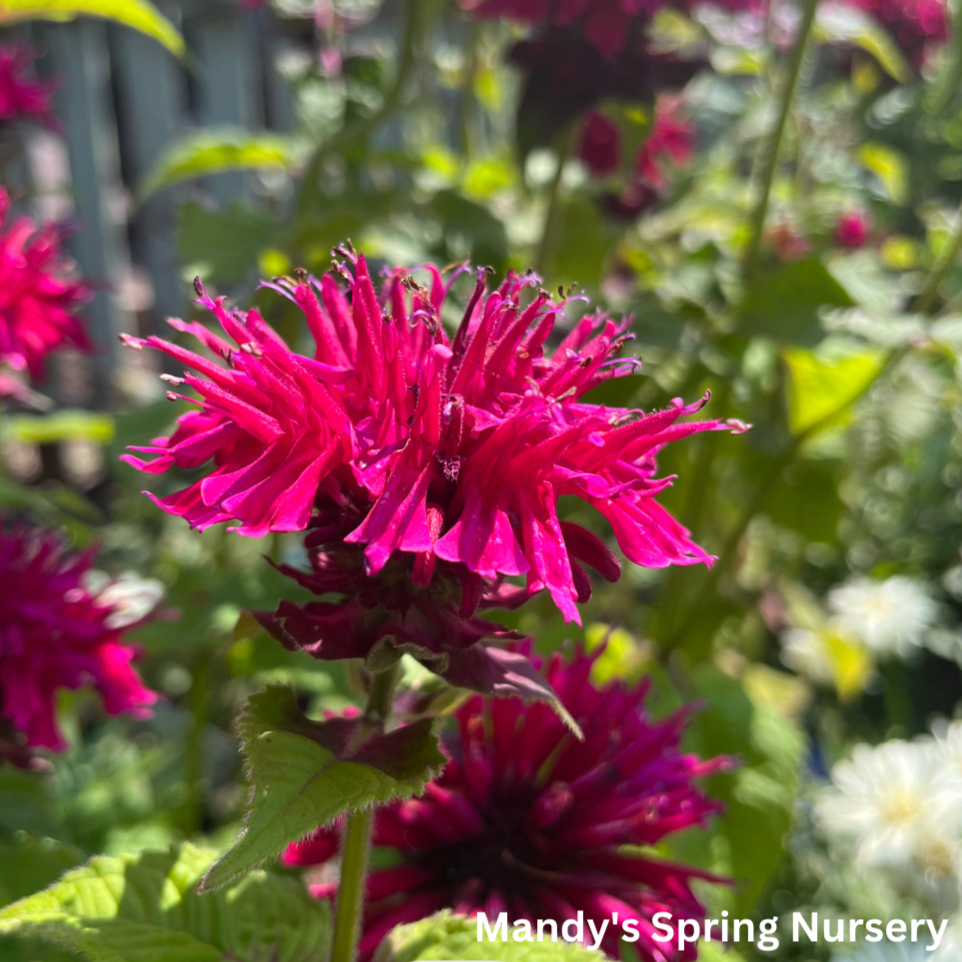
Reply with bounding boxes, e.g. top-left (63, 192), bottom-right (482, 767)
top-left (1, 0), bottom-right (962, 958)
